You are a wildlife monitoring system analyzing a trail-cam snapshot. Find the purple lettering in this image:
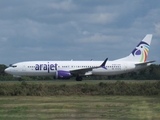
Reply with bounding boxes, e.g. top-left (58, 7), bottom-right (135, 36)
top-left (40, 64), bottom-right (43, 70)
top-left (55, 63), bottom-right (58, 70)
top-left (50, 64), bottom-right (55, 70)
top-left (43, 64), bottom-right (47, 70)
top-left (35, 63), bottom-right (58, 73)
top-left (35, 64), bottom-right (39, 70)
top-left (48, 62), bottom-right (50, 73)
